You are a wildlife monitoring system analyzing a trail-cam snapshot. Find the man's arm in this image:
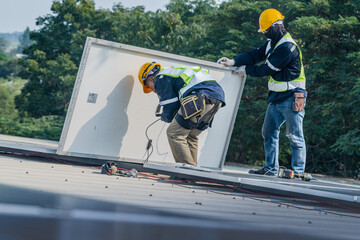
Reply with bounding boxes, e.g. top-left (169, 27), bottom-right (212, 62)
top-left (245, 42), bottom-right (295, 78)
top-left (234, 42), bottom-right (268, 67)
top-left (155, 75), bottom-right (180, 123)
